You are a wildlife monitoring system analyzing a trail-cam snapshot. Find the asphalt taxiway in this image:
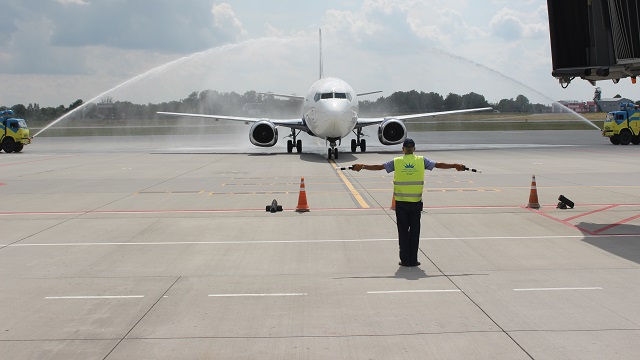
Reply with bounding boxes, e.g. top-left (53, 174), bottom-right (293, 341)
top-left (1, 130), bottom-right (640, 359)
